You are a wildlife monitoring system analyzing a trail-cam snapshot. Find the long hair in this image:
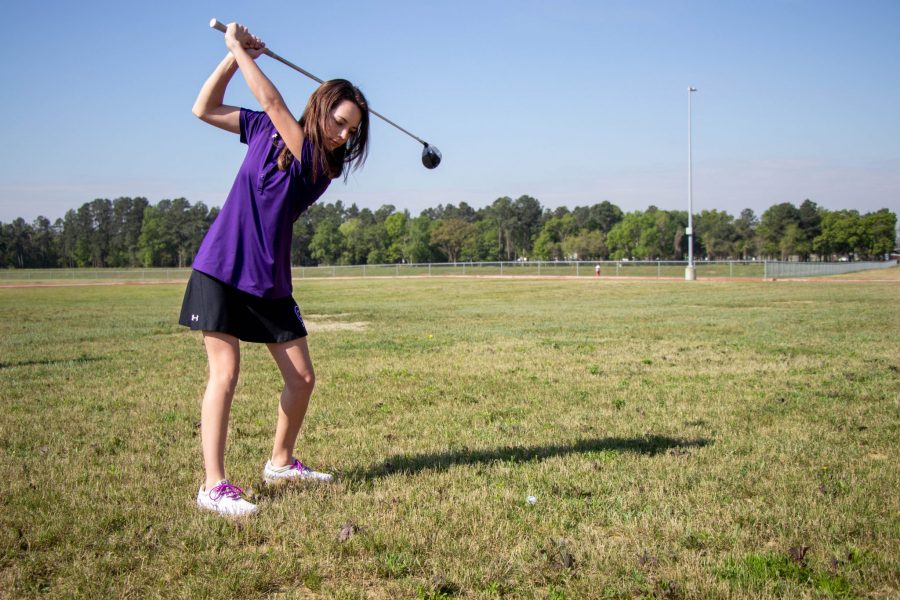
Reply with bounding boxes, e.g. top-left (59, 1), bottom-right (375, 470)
top-left (277, 79), bottom-right (370, 182)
